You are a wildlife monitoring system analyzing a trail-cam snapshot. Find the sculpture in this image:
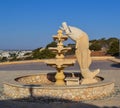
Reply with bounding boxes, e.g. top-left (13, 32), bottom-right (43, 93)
top-left (60, 22), bottom-right (100, 84)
